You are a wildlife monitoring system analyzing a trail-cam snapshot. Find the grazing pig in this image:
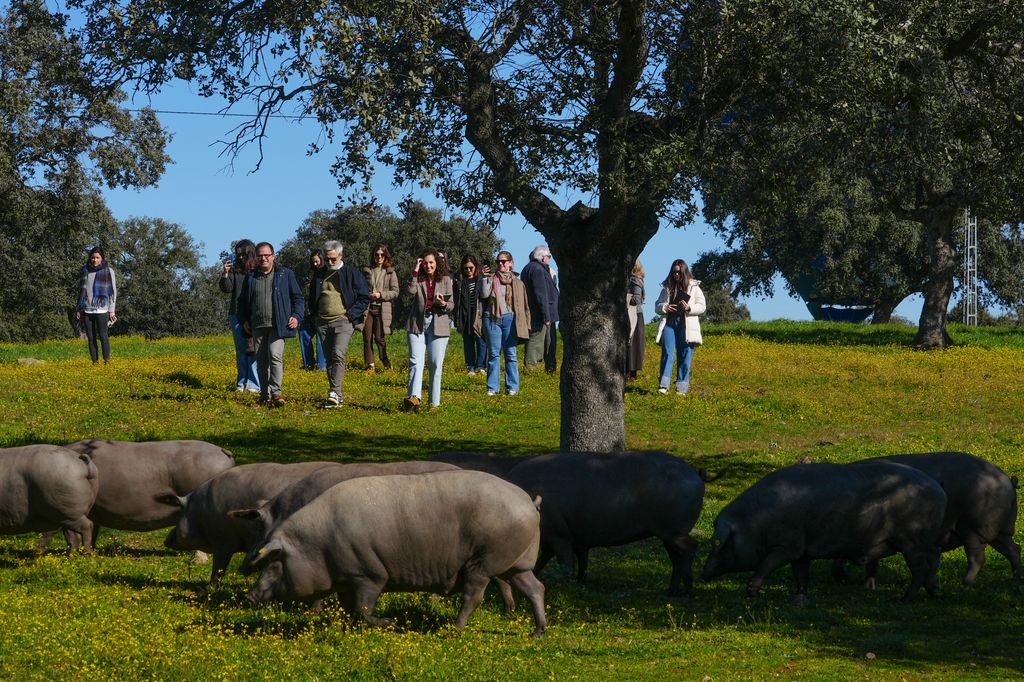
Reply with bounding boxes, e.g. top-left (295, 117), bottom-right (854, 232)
top-left (0, 445), bottom-right (99, 549)
top-left (869, 452), bottom-right (1021, 584)
top-left (428, 451), bottom-right (535, 477)
top-left (503, 450), bottom-right (705, 595)
top-left (702, 460), bottom-right (949, 603)
top-left (38, 439), bottom-right (235, 550)
top-left (245, 470), bottom-right (547, 636)
top-left (160, 461), bottom-right (334, 590)
top-left (231, 460), bottom-right (460, 563)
